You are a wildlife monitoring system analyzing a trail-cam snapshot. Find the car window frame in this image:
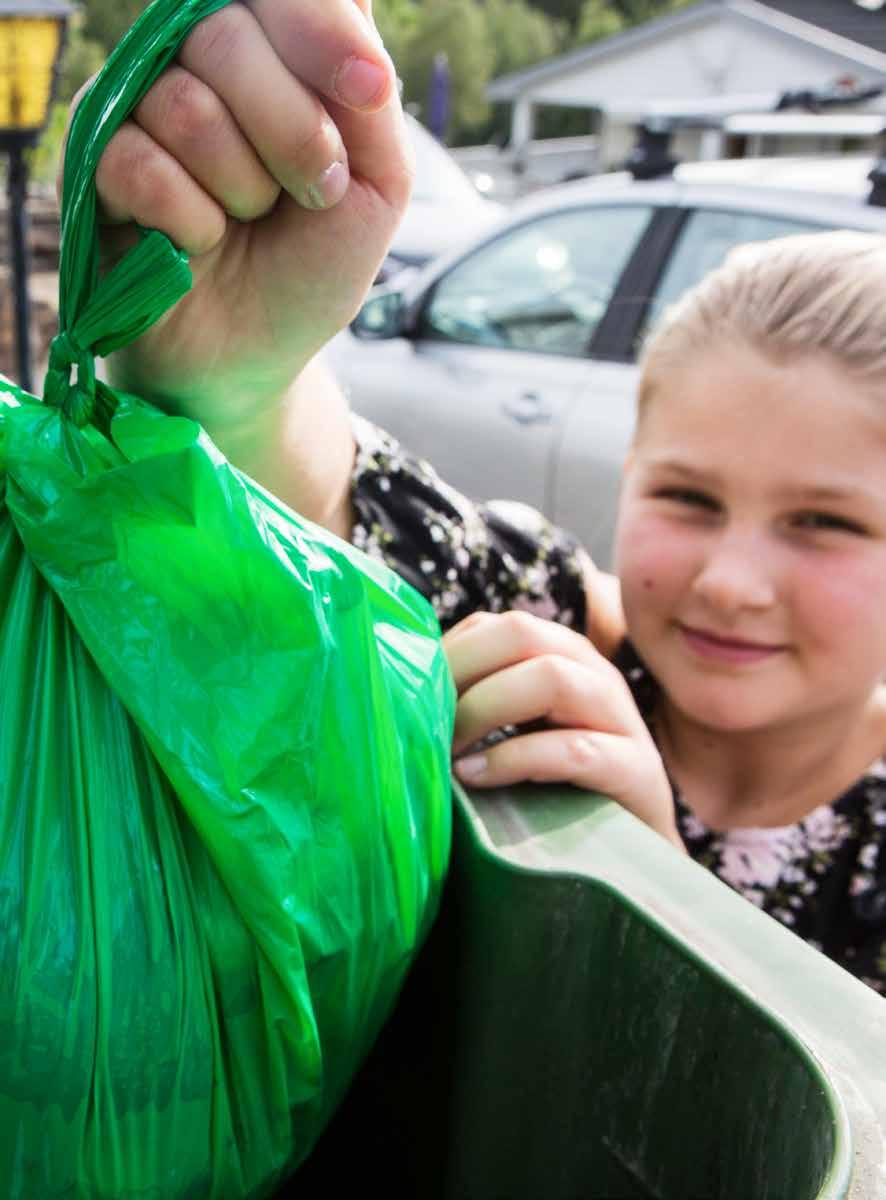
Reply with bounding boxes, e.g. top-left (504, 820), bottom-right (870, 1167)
top-left (413, 201), bottom-right (661, 361)
top-left (588, 205), bottom-right (687, 363)
top-left (612, 203), bottom-right (837, 365)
